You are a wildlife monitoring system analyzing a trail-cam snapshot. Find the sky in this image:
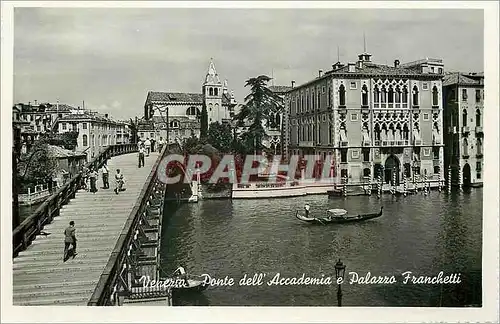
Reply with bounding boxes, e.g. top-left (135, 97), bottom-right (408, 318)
top-left (14, 7), bottom-right (484, 120)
